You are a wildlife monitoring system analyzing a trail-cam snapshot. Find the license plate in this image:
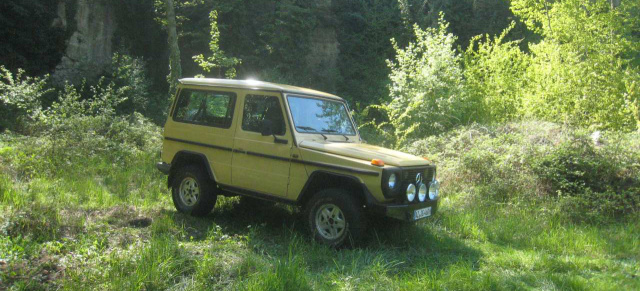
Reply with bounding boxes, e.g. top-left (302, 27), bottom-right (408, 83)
top-left (414, 207), bottom-right (432, 220)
